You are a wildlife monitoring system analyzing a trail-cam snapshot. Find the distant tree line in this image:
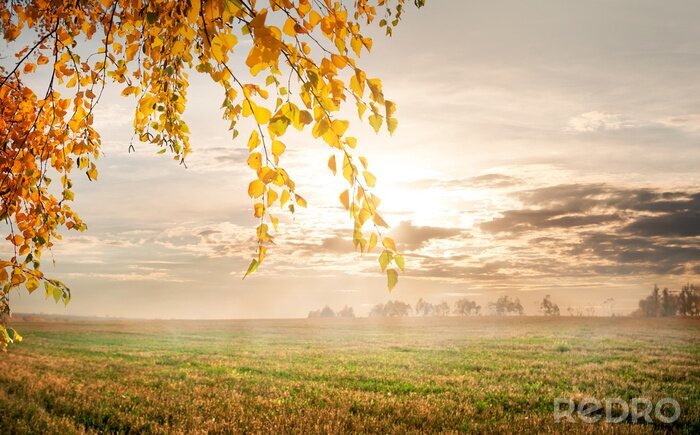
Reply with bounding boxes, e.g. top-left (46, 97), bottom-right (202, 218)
top-left (308, 294), bottom-right (573, 318)
top-left (307, 305), bottom-right (355, 318)
top-left (308, 285), bottom-right (700, 318)
top-left (633, 283), bottom-right (699, 317)
top-left (369, 300), bottom-right (413, 317)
